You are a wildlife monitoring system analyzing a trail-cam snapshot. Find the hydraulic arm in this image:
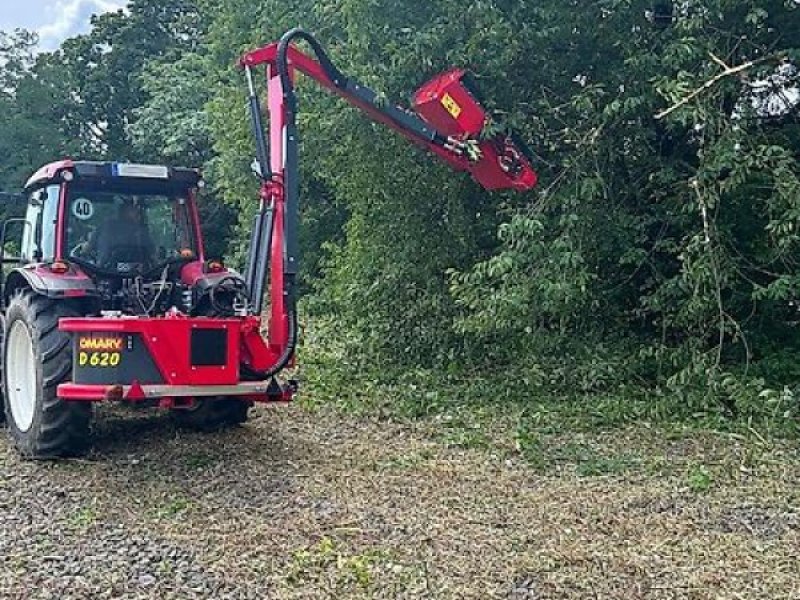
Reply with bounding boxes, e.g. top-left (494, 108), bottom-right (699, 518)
top-left (238, 29), bottom-right (538, 375)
